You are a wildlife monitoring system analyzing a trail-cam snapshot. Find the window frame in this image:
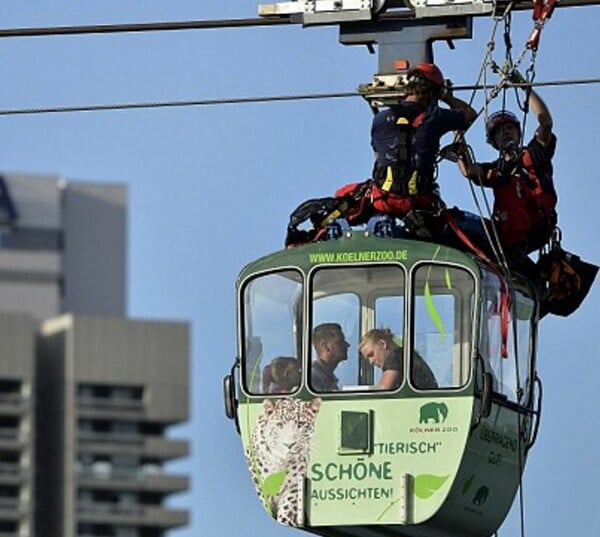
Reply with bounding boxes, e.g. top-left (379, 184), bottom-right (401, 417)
top-left (409, 261), bottom-right (477, 391)
top-left (239, 267), bottom-right (304, 396)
